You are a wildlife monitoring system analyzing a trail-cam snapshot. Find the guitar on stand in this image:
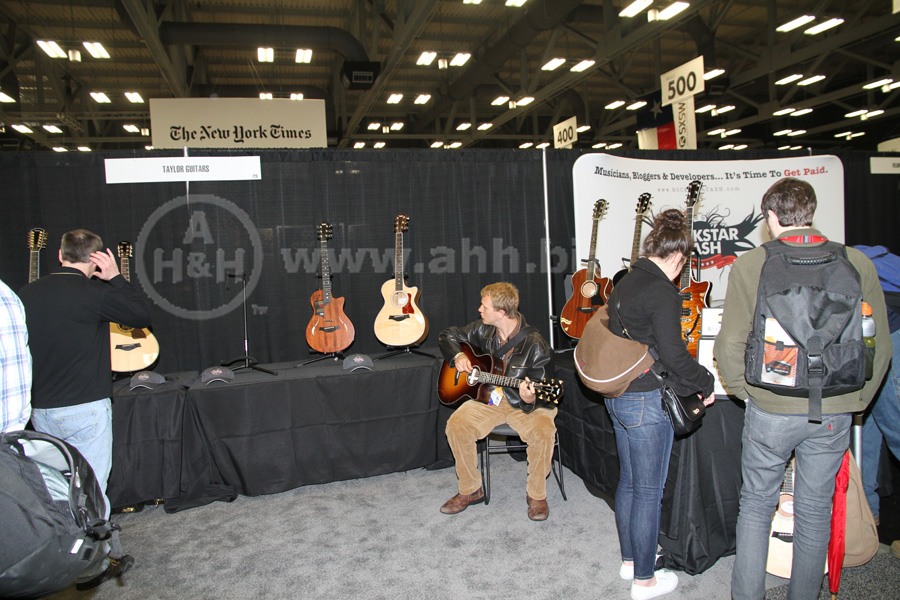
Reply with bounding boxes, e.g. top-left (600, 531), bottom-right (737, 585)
top-left (110, 241), bottom-right (160, 373)
top-left (27, 227), bottom-right (47, 284)
top-left (437, 343), bottom-right (564, 408)
top-left (612, 193), bottom-right (652, 285)
top-left (765, 458), bottom-right (827, 578)
top-left (678, 181), bottom-right (709, 357)
top-left (374, 214), bottom-right (430, 357)
top-left (559, 199), bottom-right (611, 340)
top-left (302, 222), bottom-right (355, 363)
